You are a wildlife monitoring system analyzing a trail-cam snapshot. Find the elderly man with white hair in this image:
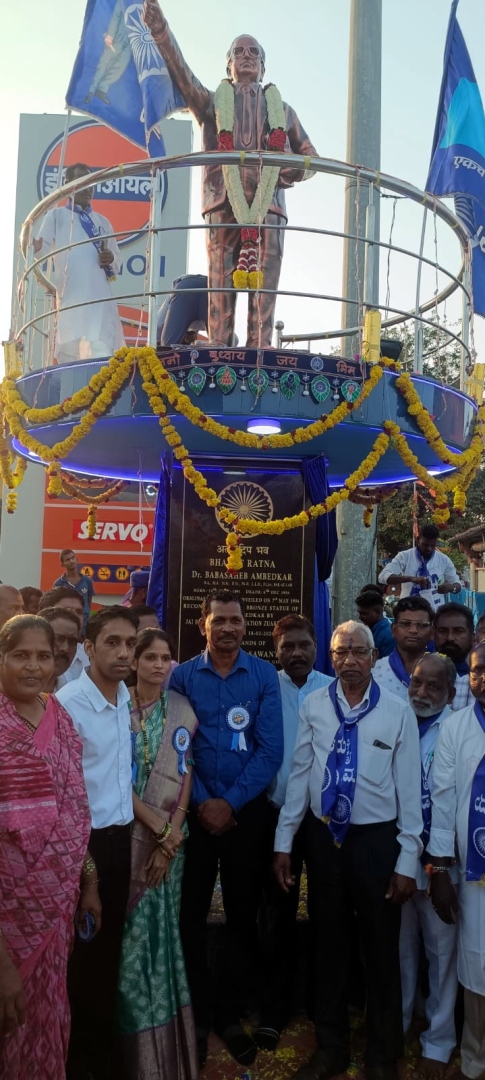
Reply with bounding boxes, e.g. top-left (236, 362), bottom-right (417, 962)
top-left (274, 619), bottom-right (423, 1080)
